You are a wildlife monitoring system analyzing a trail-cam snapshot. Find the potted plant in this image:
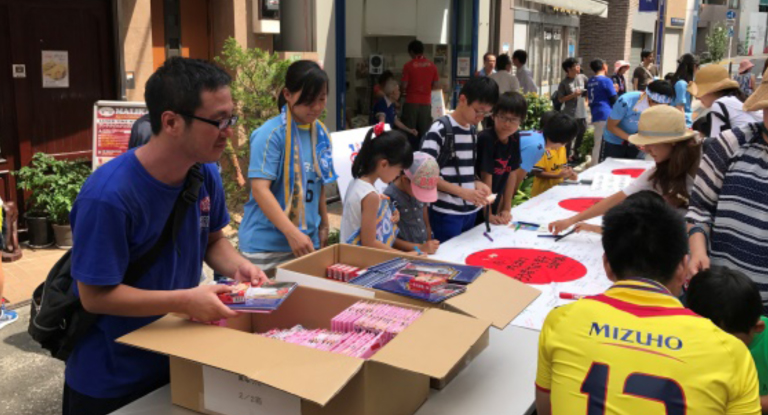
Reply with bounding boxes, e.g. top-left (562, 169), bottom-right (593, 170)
top-left (14, 153), bottom-right (91, 248)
